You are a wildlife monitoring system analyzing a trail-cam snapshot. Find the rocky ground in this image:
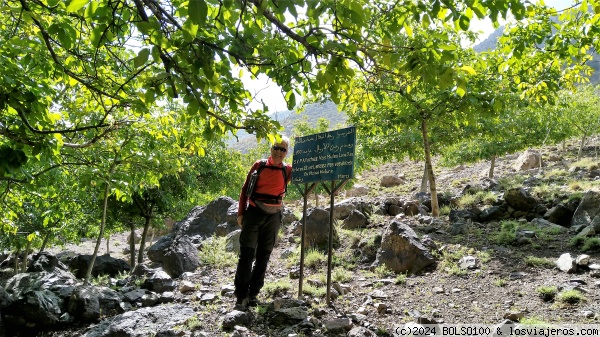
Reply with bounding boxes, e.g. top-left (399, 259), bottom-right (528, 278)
top-left (39, 138), bottom-right (600, 337)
